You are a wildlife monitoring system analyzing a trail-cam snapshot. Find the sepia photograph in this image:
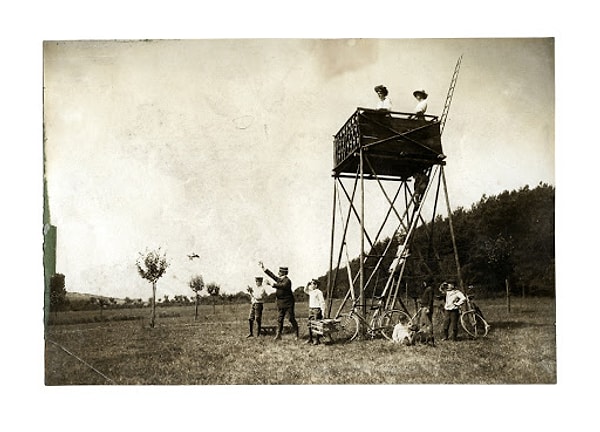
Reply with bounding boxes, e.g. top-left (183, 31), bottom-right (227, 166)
top-left (5, 2), bottom-right (600, 431)
top-left (43, 38), bottom-right (556, 386)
